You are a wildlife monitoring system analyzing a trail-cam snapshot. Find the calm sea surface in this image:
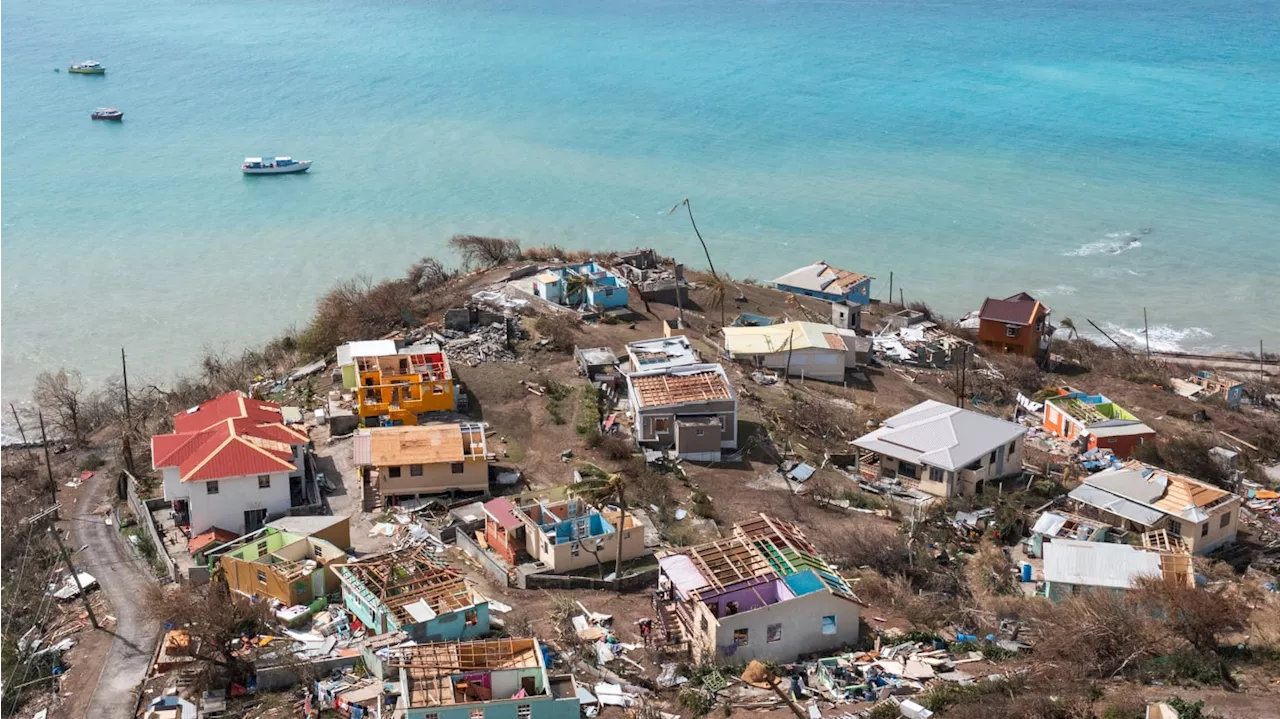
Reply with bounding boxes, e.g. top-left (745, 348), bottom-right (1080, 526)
top-left (3, 0), bottom-right (1279, 407)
